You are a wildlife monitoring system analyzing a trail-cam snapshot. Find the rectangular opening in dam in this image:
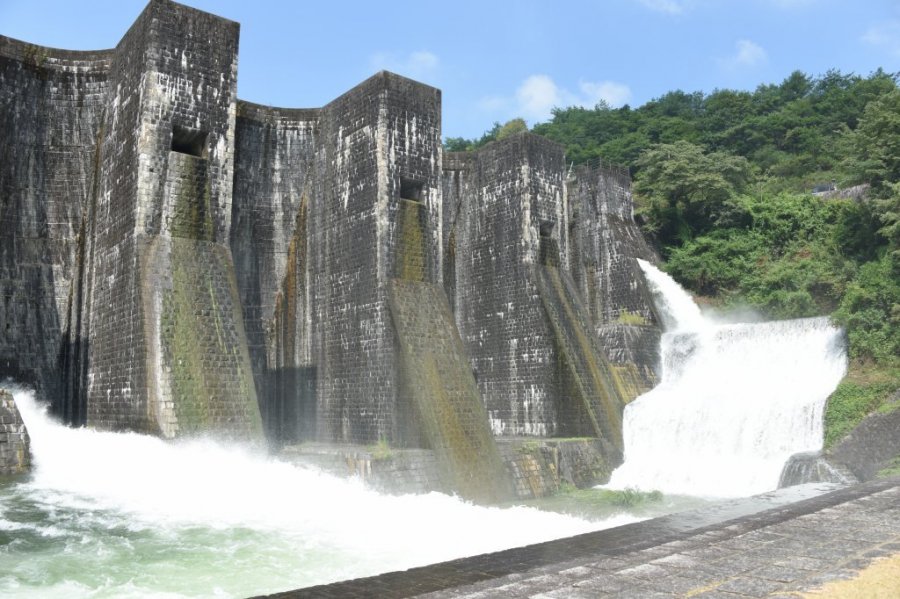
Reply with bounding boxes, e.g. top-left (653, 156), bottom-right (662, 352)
top-left (170, 125), bottom-right (208, 158)
top-left (399, 177), bottom-right (424, 202)
top-left (540, 221), bottom-right (559, 266)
